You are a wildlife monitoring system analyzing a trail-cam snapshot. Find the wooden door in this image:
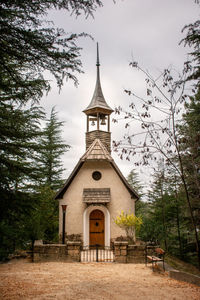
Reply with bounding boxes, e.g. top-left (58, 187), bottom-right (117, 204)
top-left (89, 209), bottom-right (104, 246)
